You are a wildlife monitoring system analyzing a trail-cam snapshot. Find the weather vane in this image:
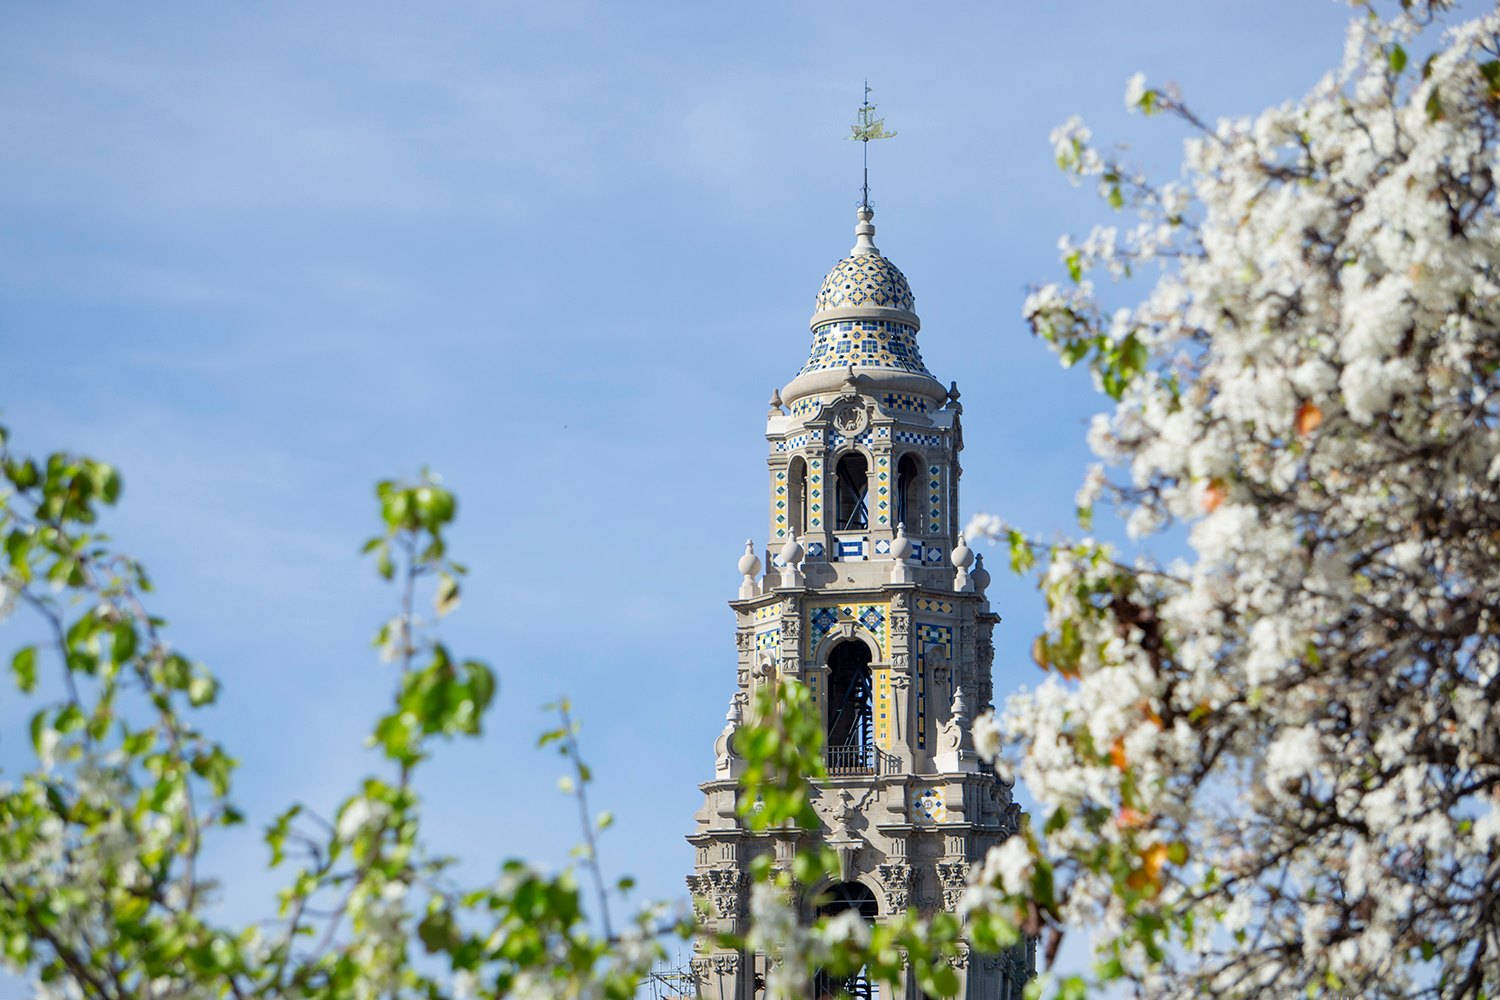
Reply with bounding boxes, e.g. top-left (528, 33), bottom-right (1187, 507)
top-left (848, 81), bottom-right (896, 209)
